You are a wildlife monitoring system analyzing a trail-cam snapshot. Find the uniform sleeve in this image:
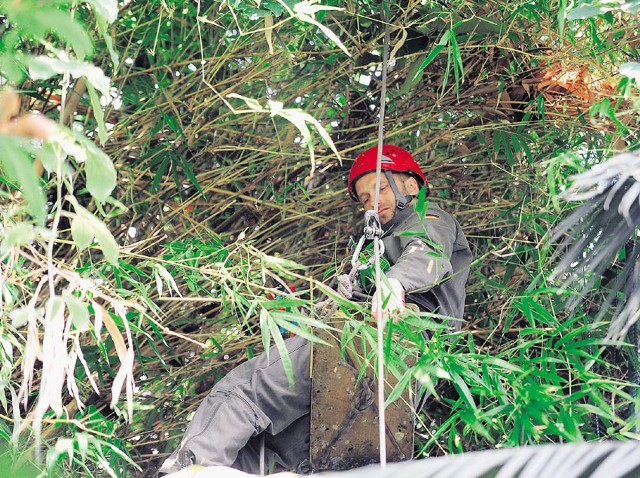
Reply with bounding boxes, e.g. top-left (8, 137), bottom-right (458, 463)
top-left (384, 213), bottom-right (457, 294)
